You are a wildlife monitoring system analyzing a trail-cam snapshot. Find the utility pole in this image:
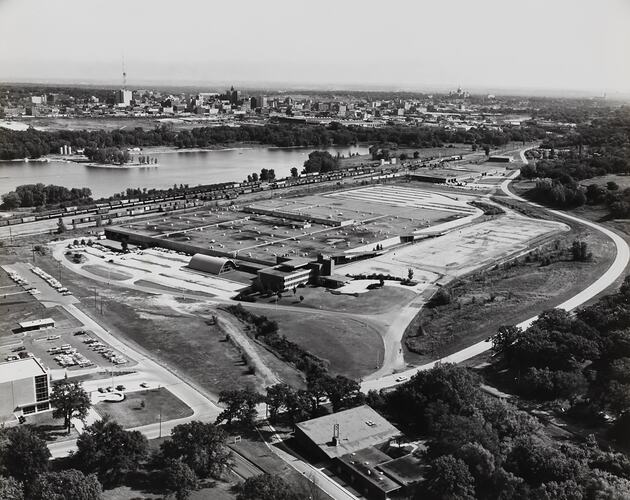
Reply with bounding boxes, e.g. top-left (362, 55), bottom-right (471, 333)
top-left (158, 407), bottom-right (162, 438)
